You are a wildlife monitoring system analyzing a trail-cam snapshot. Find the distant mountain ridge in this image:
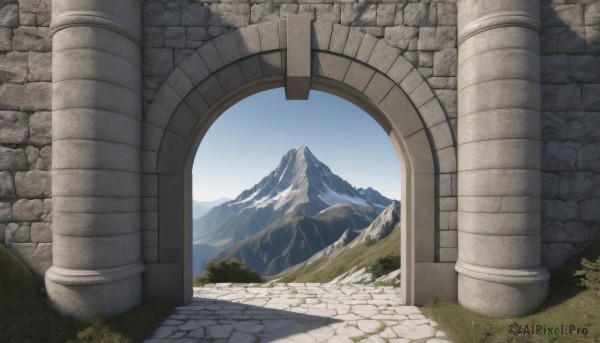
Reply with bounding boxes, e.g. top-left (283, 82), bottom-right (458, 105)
top-left (193, 198), bottom-right (230, 219)
top-left (193, 146), bottom-right (392, 248)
